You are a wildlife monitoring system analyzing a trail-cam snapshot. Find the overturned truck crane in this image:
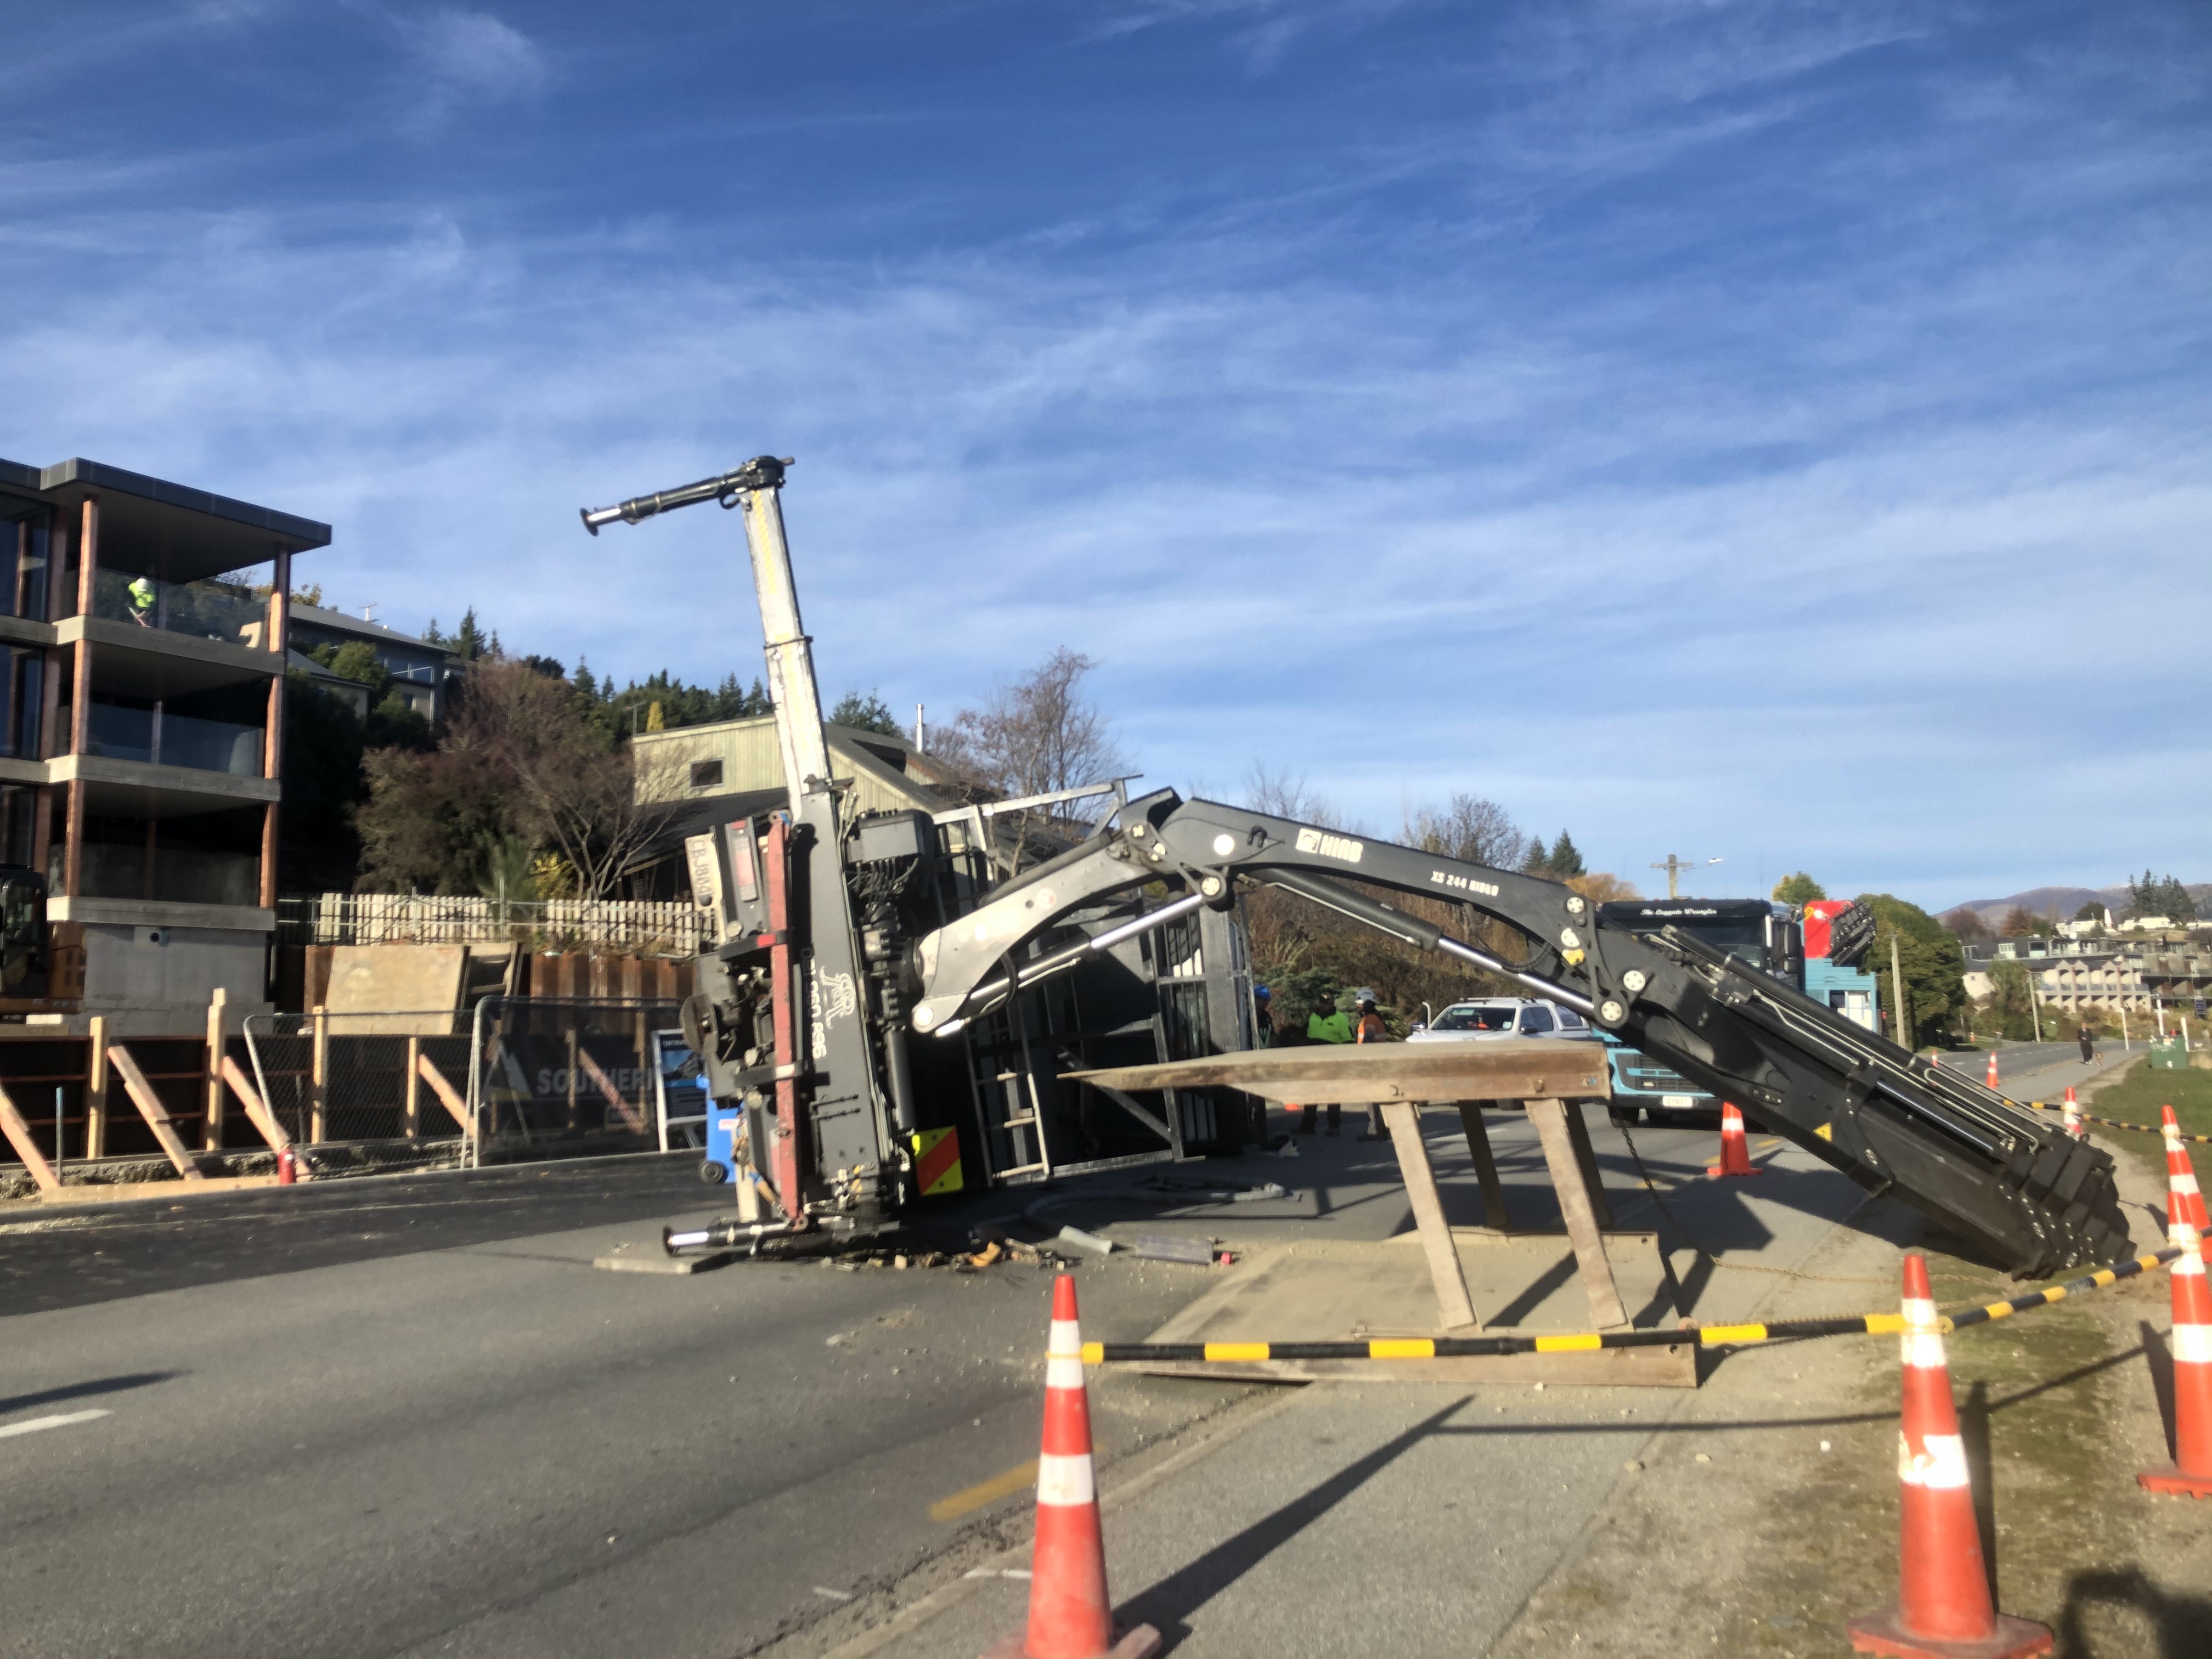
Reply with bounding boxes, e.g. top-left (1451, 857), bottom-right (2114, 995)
top-left (905, 791), bottom-right (2131, 1278)
top-left (586, 458), bottom-right (2126, 1278)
